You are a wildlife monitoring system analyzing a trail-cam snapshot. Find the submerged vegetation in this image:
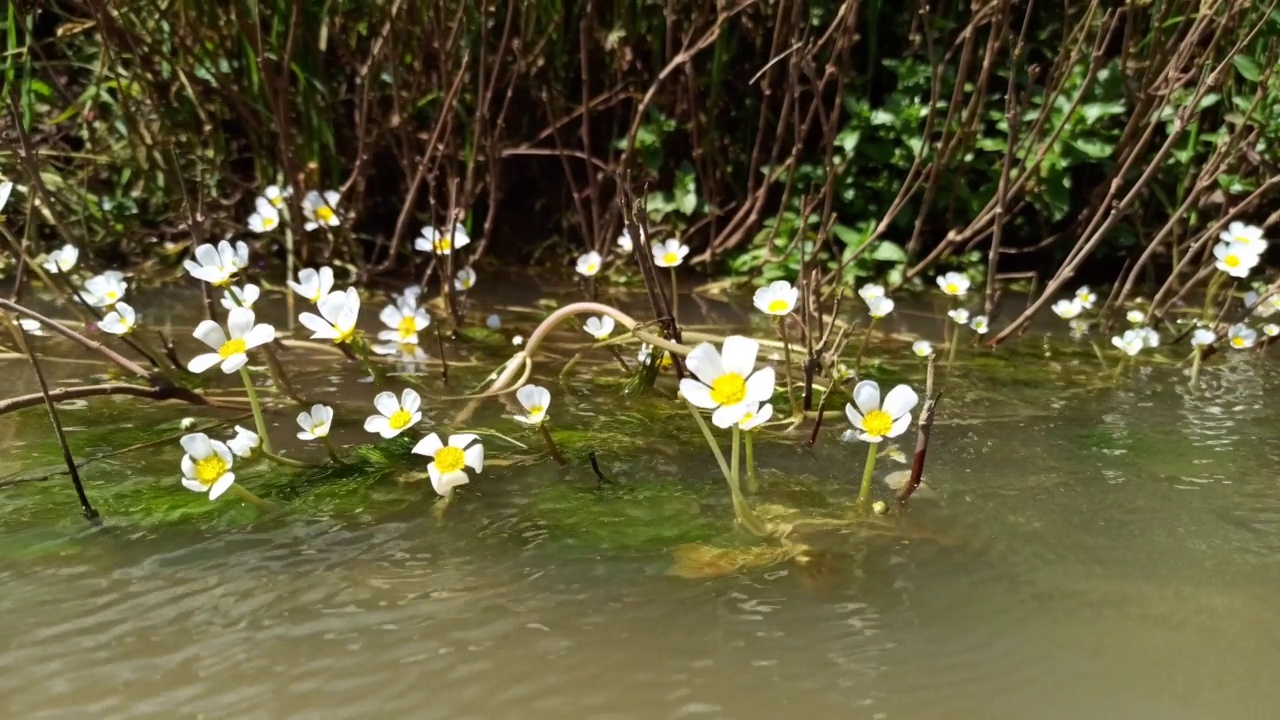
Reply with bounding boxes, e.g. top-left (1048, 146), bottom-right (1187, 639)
top-left (0, 1), bottom-right (1278, 574)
